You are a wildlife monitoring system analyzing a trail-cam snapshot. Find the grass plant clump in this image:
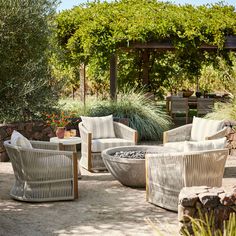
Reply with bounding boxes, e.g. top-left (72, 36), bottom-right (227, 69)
top-left (87, 88), bottom-right (172, 141)
top-left (147, 212), bottom-right (236, 236)
top-left (181, 212), bottom-right (236, 236)
top-left (205, 99), bottom-right (236, 120)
